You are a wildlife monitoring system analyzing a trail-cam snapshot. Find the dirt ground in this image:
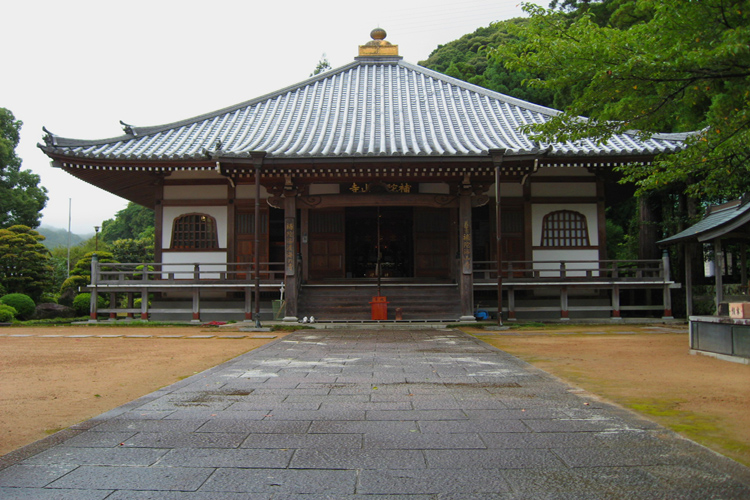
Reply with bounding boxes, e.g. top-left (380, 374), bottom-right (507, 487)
top-left (1, 324), bottom-right (749, 468)
top-left (0, 326), bottom-right (286, 457)
top-left (467, 324), bottom-right (750, 467)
